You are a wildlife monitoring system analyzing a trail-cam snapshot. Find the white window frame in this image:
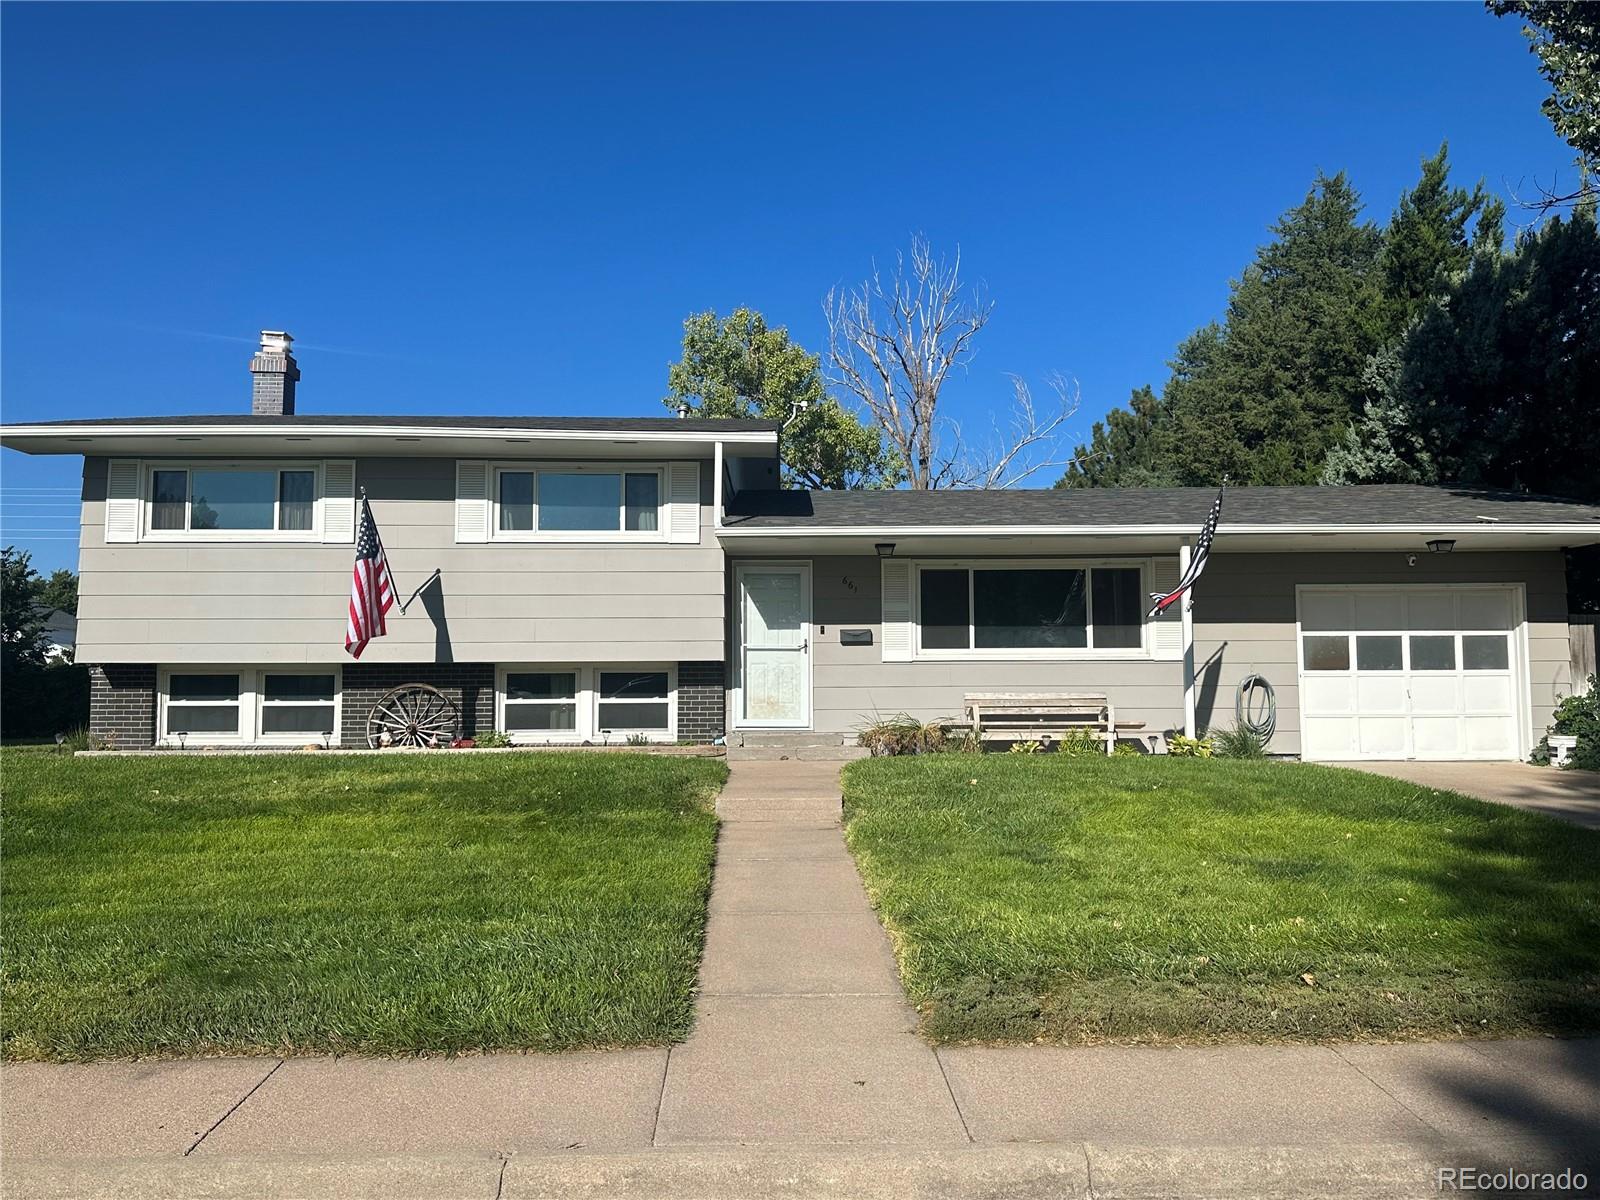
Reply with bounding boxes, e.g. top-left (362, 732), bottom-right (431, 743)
top-left (490, 462), bottom-right (667, 544)
top-left (255, 670), bottom-right (343, 744)
top-left (494, 664), bottom-right (678, 744)
top-left (157, 667), bottom-right (342, 746)
top-left (593, 665), bottom-right (677, 742)
top-left (911, 558), bottom-right (1153, 661)
top-left (142, 461), bottom-right (325, 542)
top-left (497, 664), bottom-right (586, 743)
